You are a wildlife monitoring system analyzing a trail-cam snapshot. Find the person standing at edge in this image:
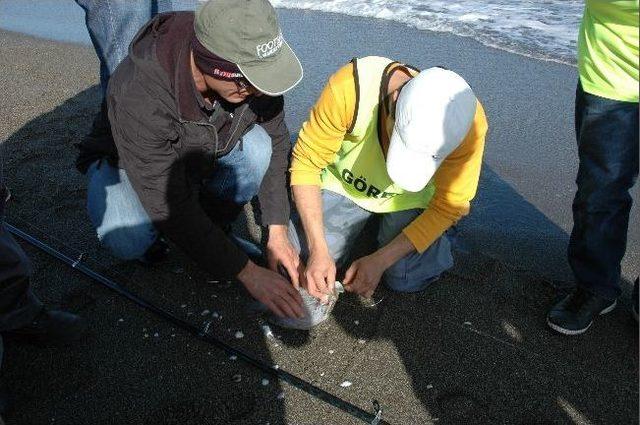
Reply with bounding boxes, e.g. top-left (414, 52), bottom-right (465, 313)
top-left (547, 0), bottom-right (639, 335)
top-left (75, 0), bottom-right (203, 98)
top-left (288, 57), bottom-right (487, 304)
top-left (76, 0), bottom-right (306, 319)
top-left (0, 174), bottom-right (87, 418)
